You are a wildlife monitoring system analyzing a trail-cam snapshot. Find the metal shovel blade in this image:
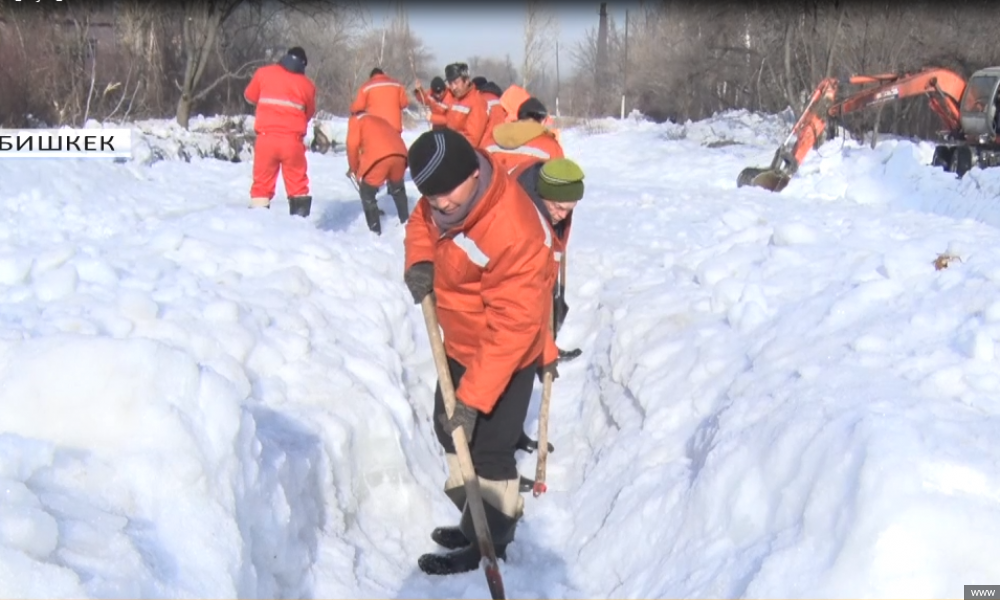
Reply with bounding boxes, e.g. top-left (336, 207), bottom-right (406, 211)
top-left (737, 167), bottom-right (790, 193)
